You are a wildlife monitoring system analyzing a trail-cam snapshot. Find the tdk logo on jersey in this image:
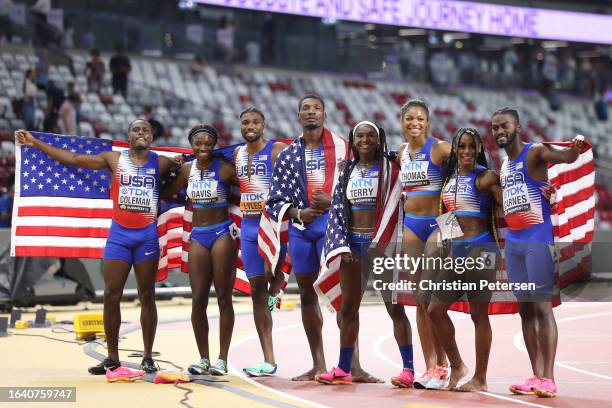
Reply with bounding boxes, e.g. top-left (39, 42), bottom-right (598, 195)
top-left (242, 192), bottom-right (266, 201)
top-left (237, 162), bottom-right (267, 177)
top-left (306, 158), bottom-right (325, 171)
top-left (120, 174), bottom-right (156, 188)
top-left (414, 153), bottom-right (426, 160)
